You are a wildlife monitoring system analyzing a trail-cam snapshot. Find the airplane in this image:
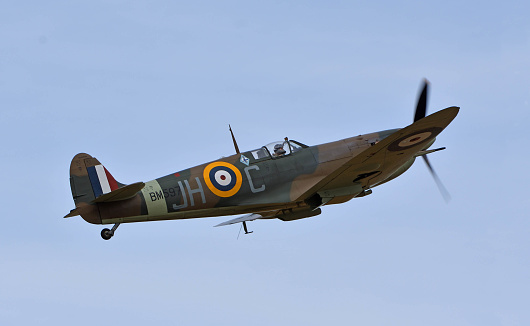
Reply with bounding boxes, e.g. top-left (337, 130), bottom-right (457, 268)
top-left (65, 80), bottom-right (459, 240)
